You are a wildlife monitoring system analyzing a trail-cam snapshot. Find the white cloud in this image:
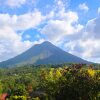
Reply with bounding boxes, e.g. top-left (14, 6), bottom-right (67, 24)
top-left (85, 16), bottom-right (100, 39)
top-left (13, 11), bottom-right (43, 30)
top-left (63, 14), bottom-right (100, 63)
top-left (63, 38), bottom-right (100, 63)
top-left (6, 0), bottom-right (26, 8)
top-left (82, 15), bottom-right (100, 61)
top-left (40, 0), bottom-right (84, 44)
top-left (41, 10), bottom-right (83, 43)
top-left (0, 10), bottom-right (43, 31)
top-left (25, 34), bottom-right (31, 39)
top-left (98, 7), bottom-right (100, 14)
top-left (0, 0), bottom-right (36, 8)
top-left (55, 0), bottom-right (65, 10)
top-left (0, 26), bottom-right (33, 61)
top-left (0, 10), bottom-right (44, 62)
top-left (0, 27), bottom-right (44, 62)
top-left (40, 0), bottom-right (100, 63)
top-left (55, 0), bottom-right (69, 10)
top-left (79, 3), bottom-right (89, 12)
top-left (0, 0), bottom-right (100, 64)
